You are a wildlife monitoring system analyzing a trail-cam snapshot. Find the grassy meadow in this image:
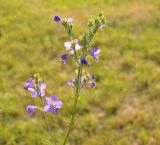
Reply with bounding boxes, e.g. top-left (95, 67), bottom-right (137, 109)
top-left (0, 0), bottom-right (160, 144)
